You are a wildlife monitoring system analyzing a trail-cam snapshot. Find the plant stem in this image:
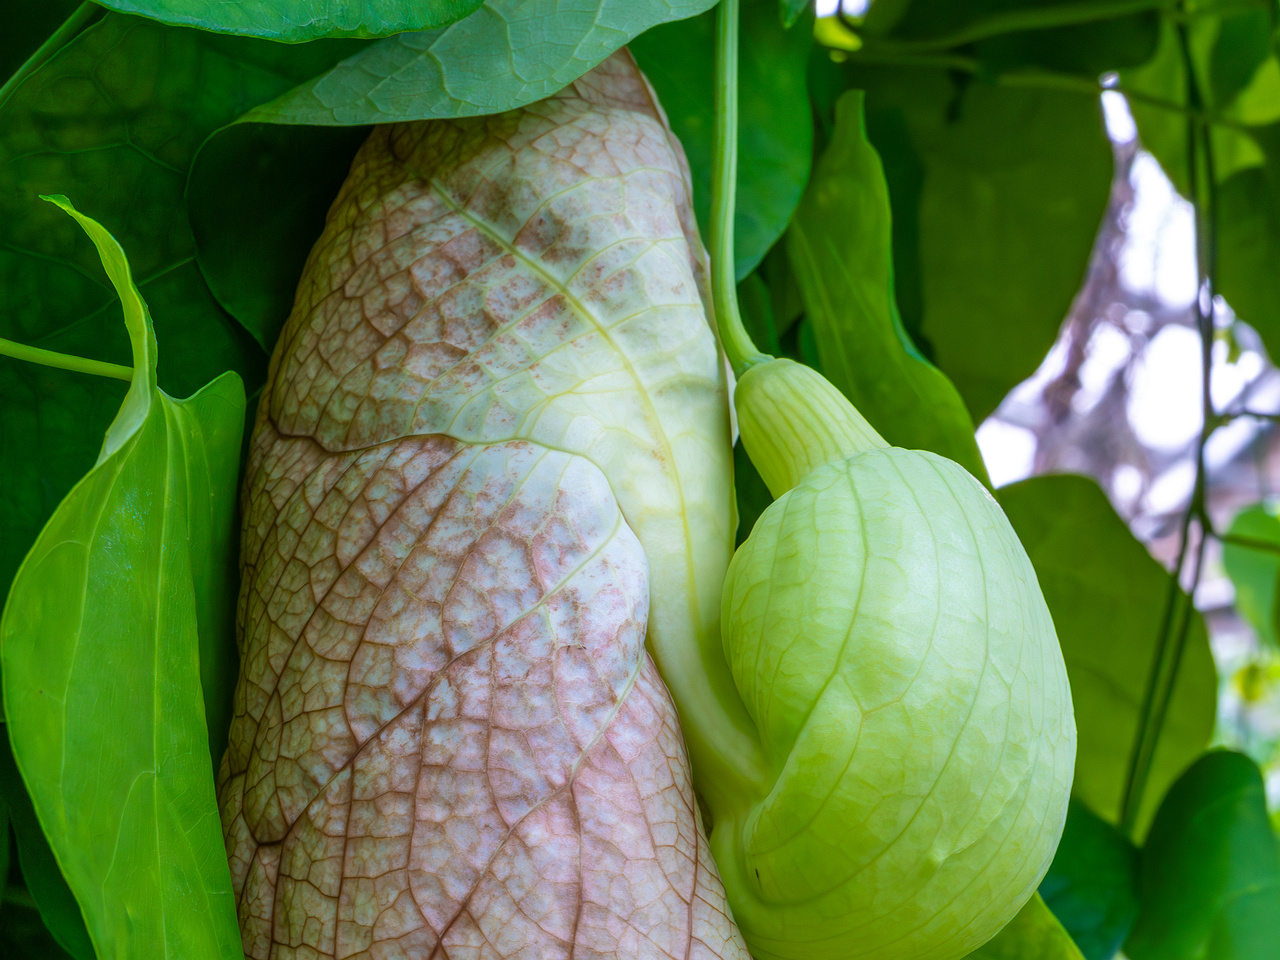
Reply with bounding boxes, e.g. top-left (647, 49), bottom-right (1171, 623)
top-left (711, 0), bottom-right (769, 378)
top-left (1119, 14), bottom-right (1217, 836)
top-left (0, 336), bottom-right (133, 382)
top-left (0, 2), bottom-right (103, 111)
